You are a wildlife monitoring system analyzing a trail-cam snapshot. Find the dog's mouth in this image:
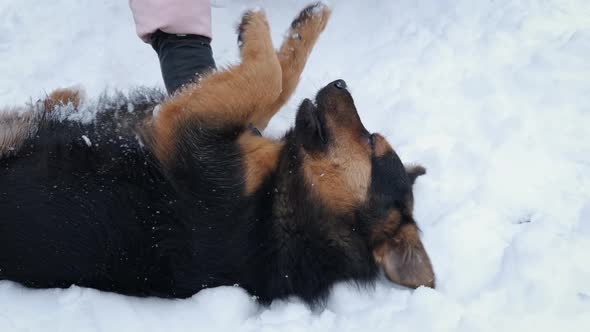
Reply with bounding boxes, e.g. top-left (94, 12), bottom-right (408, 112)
top-left (300, 79), bottom-right (349, 131)
top-left (306, 98), bottom-right (328, 143)
top-left (294, 97), bottom-right (328, 150)
top-left (295, 79), bottom-right (366, 151)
